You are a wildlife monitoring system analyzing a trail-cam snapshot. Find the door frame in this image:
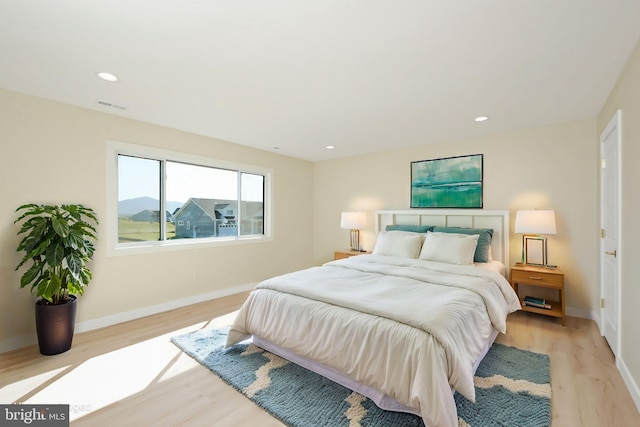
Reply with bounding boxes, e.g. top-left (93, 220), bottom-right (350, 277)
top-left (599, 109), bottom-right (622, 361)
